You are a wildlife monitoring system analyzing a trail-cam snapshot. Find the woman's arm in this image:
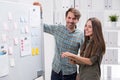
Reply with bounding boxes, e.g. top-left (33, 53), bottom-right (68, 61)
top-left (61, 52), bottom-right (93, 65)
